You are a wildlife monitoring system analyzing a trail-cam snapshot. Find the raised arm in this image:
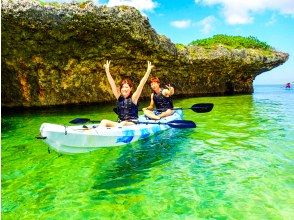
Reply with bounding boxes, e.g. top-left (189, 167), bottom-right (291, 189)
top-left (103, 60), bottom-right (120, 99)
top-left (132, 61), bottom-right (154, 104)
